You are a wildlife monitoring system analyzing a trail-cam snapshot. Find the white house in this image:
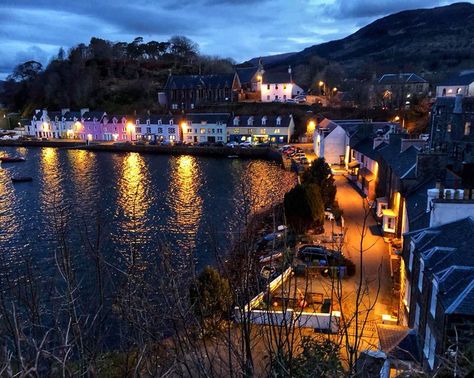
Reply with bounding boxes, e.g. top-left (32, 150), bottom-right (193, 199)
top-left (260, 68), bottom-right (304, 102)
top-left (227, 115), bottom-right (295, 144)
top-left (136, 115), bottom-right (181, 142)
top-left (436, 70), bottom-right (474, 97)
top-left (313, 118), bottom-right (350, 166)
top-left (181, 113), bottom-right (229, 144)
